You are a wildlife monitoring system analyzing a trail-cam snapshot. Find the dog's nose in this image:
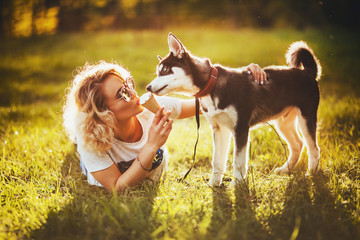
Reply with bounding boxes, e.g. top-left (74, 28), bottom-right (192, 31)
top-left (146, 85), bottom-right (152, 92)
